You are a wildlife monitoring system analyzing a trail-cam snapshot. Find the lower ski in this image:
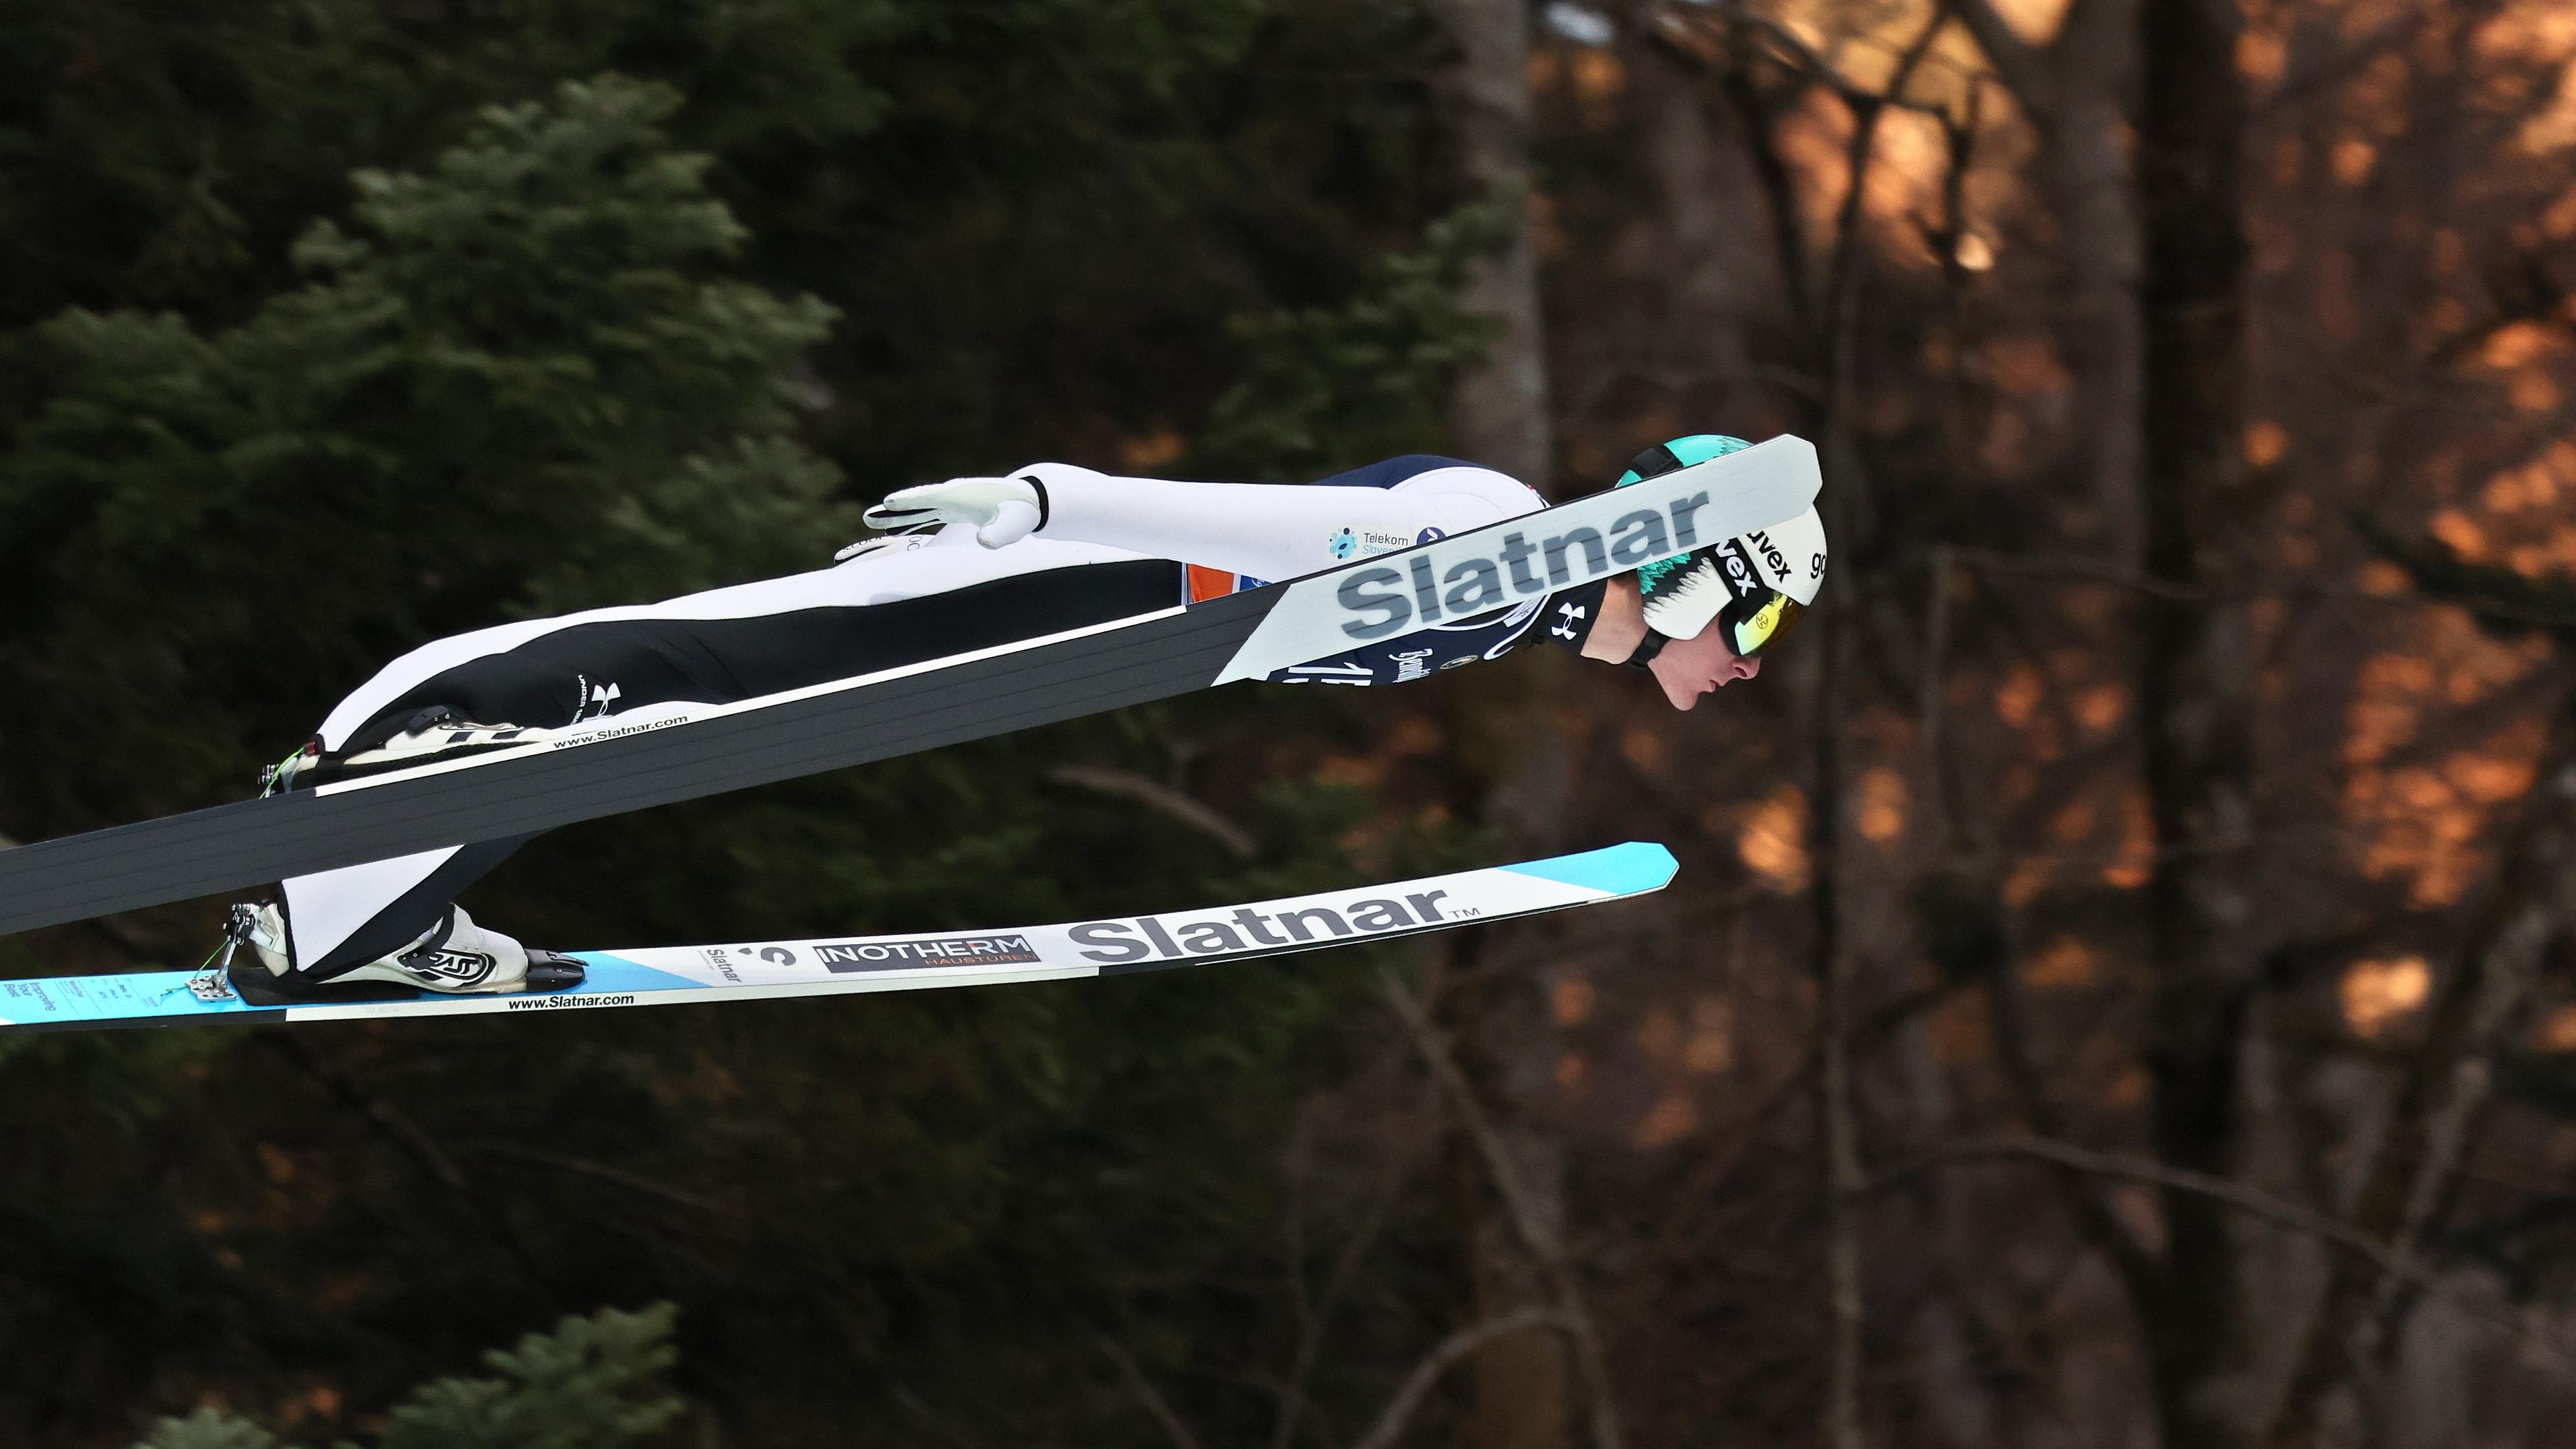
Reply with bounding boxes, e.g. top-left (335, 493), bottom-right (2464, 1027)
top-left (0, 843), bottom-right (1676, 1034)
top-left (0, 436), bottom-right (1814, 939)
